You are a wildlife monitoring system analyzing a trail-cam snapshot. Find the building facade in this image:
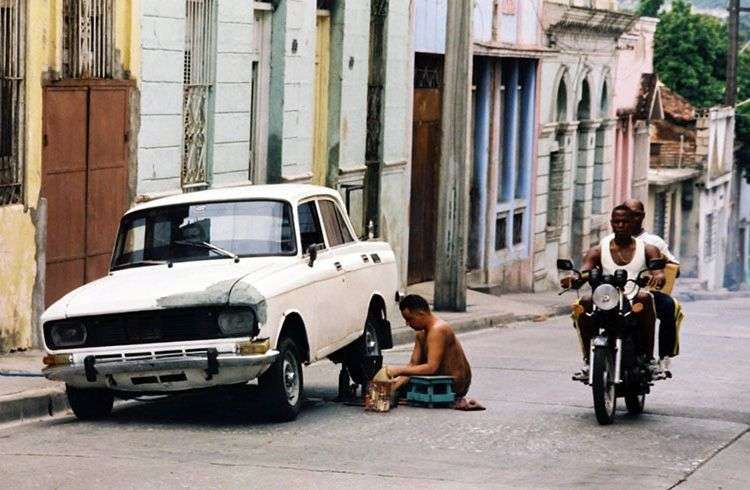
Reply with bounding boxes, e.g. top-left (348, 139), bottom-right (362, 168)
top-left (410, 0), bottom-right (545, 292)
top-left (0, 0), bottom-right (140, 352)
top-left (612, 16), bottom-right (658, 206)
top-left (0, 0), bottom-right (414, 352)
top-left (532, 1), bottom-right (633, 290)
top-left (138, 0), bottom-right (413, 285)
